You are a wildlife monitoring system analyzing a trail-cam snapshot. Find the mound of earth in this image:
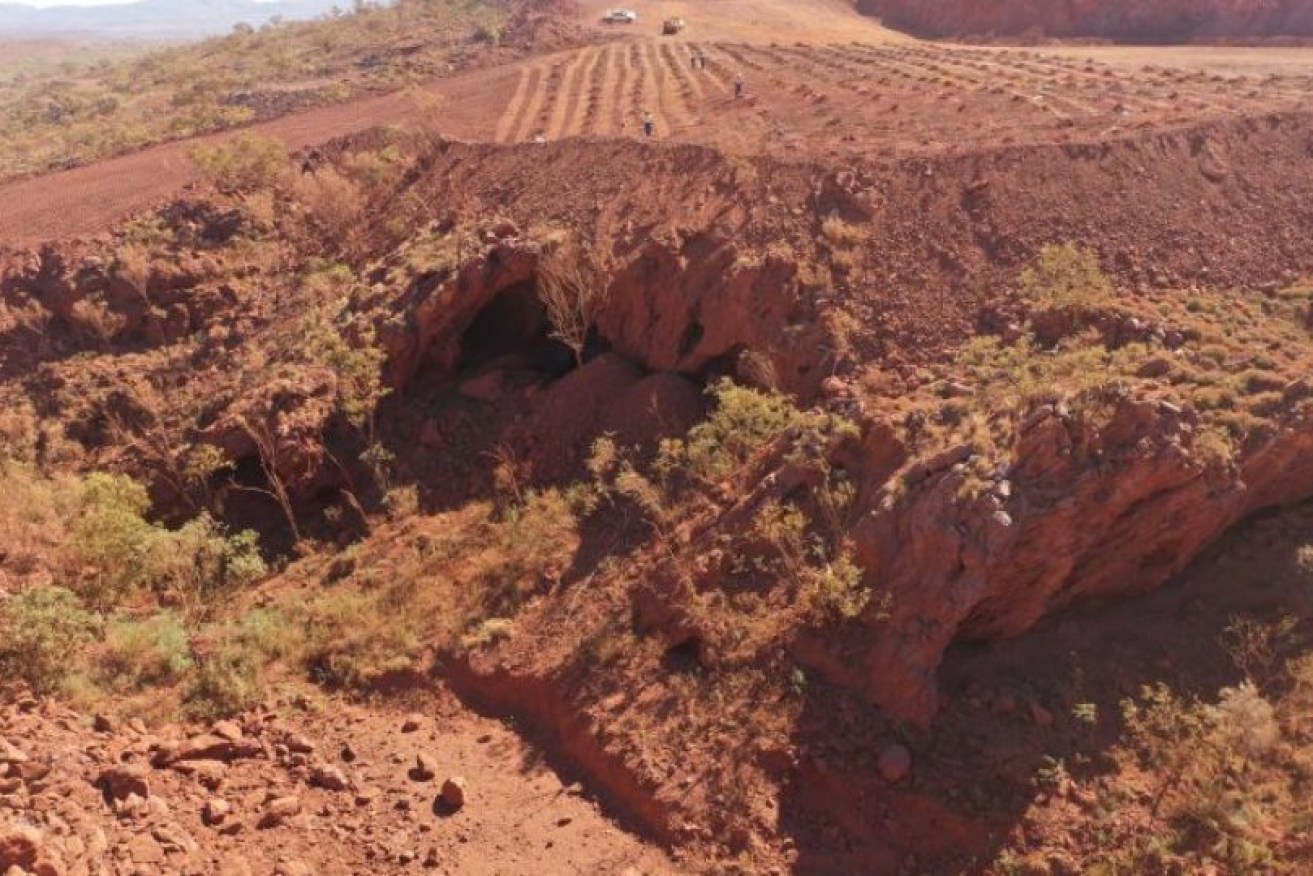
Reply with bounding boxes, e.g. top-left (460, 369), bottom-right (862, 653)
top-left (859, 0), bottom-right (1313, 42)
